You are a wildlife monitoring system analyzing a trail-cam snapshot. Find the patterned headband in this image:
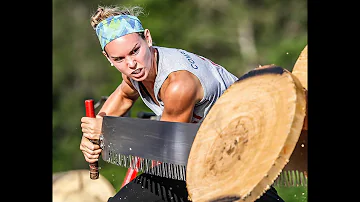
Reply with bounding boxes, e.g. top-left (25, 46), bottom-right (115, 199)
top-left (95, 15), bottom-right (145, 50)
